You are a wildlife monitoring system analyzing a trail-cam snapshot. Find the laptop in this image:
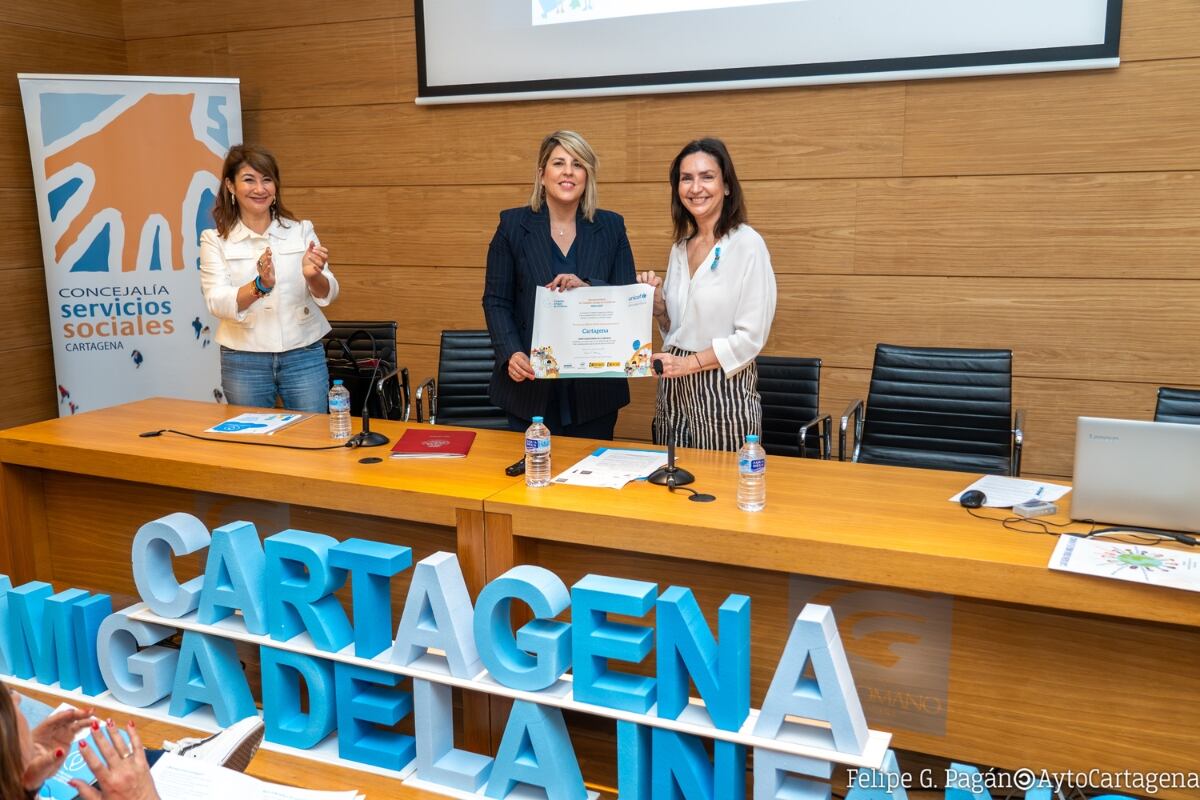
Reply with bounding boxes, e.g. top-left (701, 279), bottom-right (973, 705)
top-left (1071, 416), bottom-right (1200, 533)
